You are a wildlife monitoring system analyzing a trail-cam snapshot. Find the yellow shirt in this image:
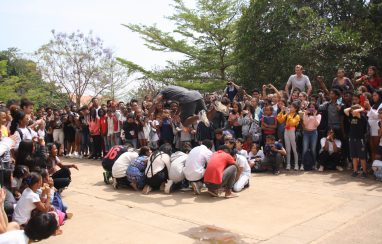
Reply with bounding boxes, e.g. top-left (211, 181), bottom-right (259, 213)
top-left (0, 125), bottom-right (8, 137)
top-left (277, 112), bottom-right (300, 129)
